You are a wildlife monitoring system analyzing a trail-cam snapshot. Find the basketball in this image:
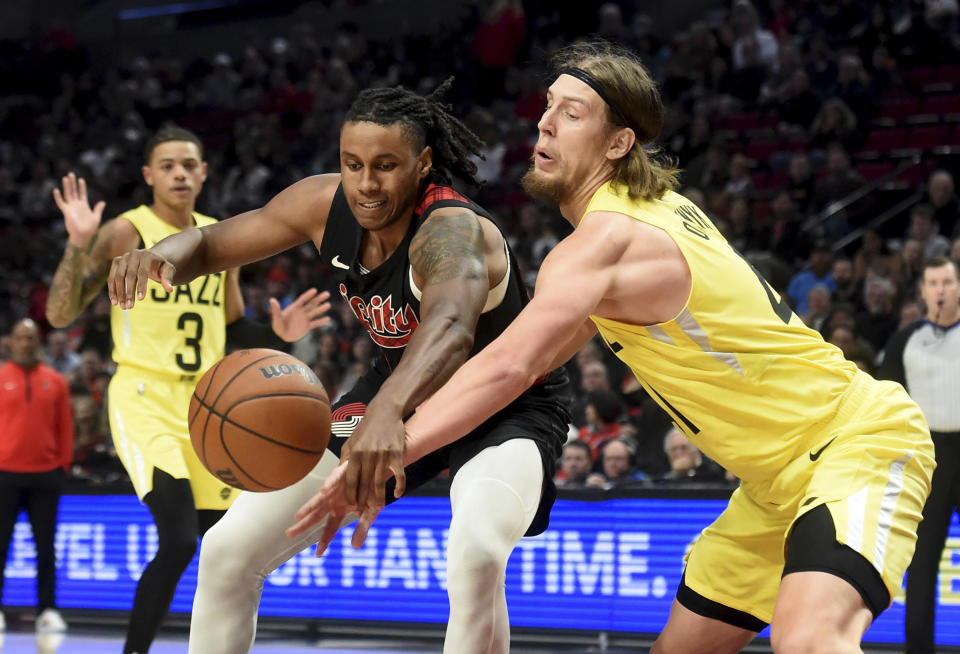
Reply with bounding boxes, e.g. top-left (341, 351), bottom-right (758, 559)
top-left (188, 348), bottom-right (331, 492)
